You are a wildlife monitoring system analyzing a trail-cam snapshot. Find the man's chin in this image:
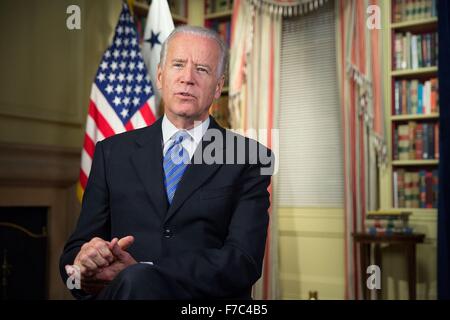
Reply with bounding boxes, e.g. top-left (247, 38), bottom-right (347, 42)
top-left (172, 108), bottom-right (208, 121)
